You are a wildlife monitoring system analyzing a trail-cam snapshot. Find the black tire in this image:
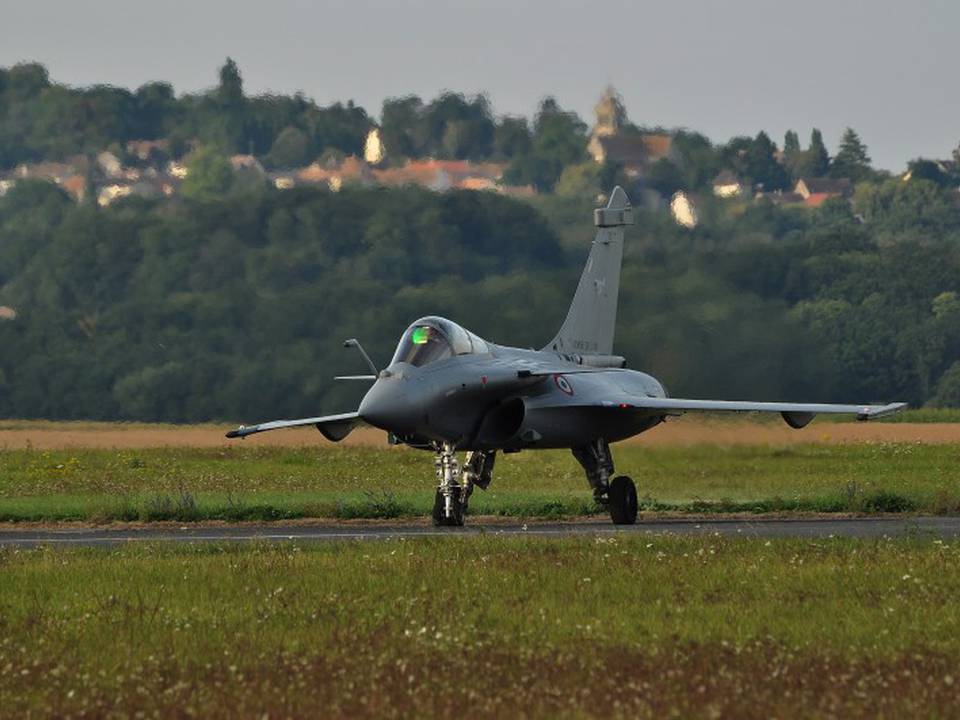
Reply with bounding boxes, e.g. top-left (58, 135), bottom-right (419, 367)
top-left (431, 489), bottom-right (444, 526)
top-left (608, 475), bottom-right (638, 525)
top-left (432, 488), bottom-right (464, 527)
